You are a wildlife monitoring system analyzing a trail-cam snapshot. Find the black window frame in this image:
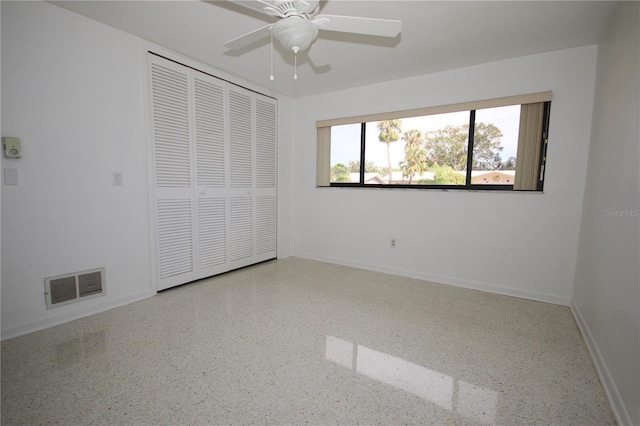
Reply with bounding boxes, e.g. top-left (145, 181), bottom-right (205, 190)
top-left (330, 101), bottom-right (551, 191)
